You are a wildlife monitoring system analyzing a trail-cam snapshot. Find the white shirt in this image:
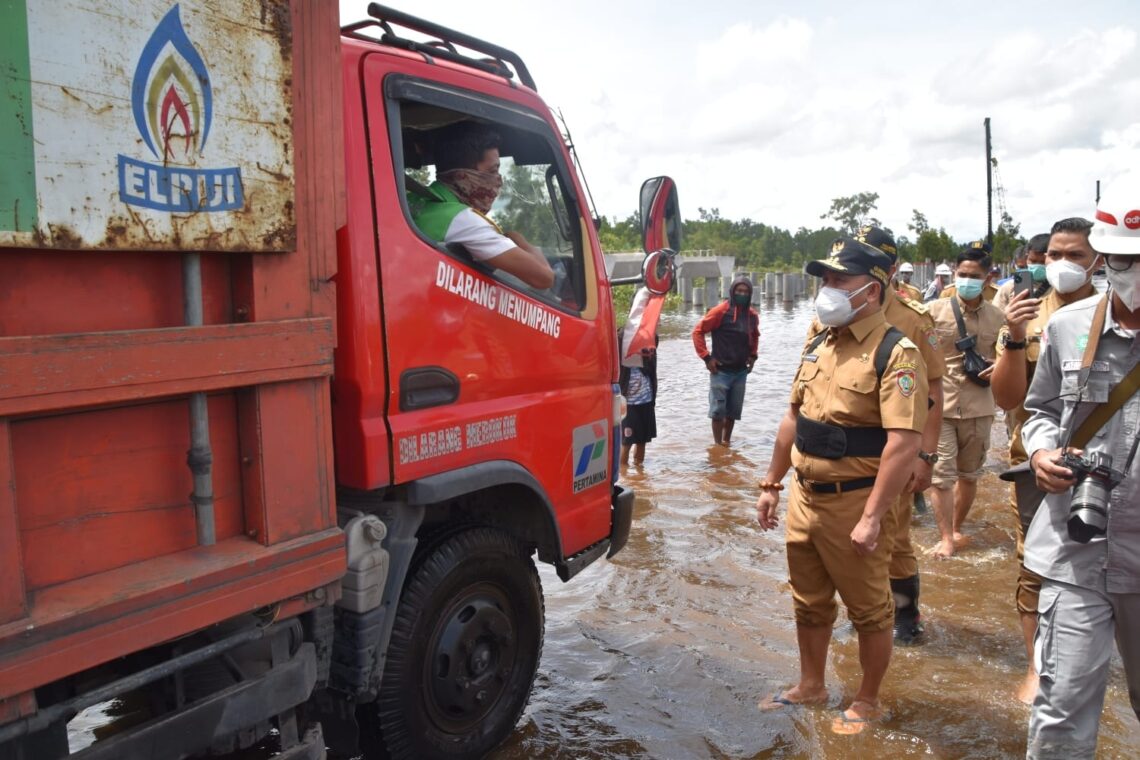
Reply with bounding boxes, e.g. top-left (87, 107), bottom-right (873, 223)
top-left (444, 209), bottom-right (516, 262)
